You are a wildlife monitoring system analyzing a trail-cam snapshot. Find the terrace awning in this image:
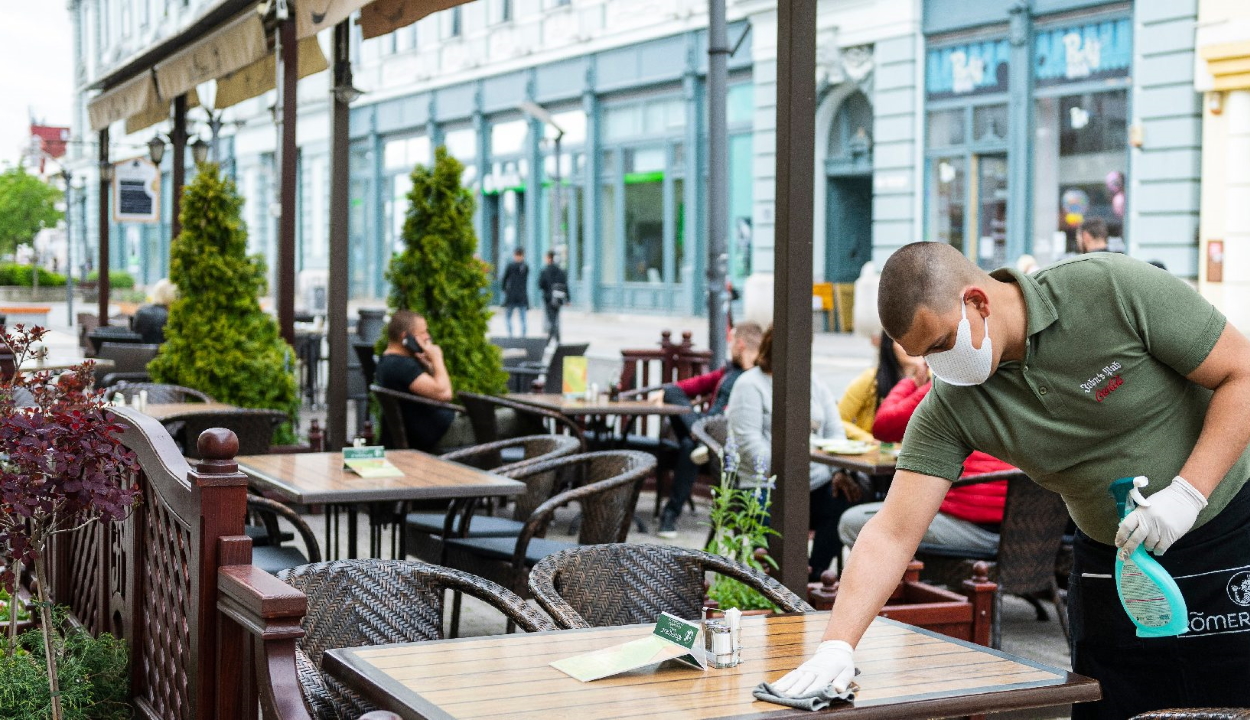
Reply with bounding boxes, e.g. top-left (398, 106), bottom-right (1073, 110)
top-left (214, 36), bottom-right (329, 110)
